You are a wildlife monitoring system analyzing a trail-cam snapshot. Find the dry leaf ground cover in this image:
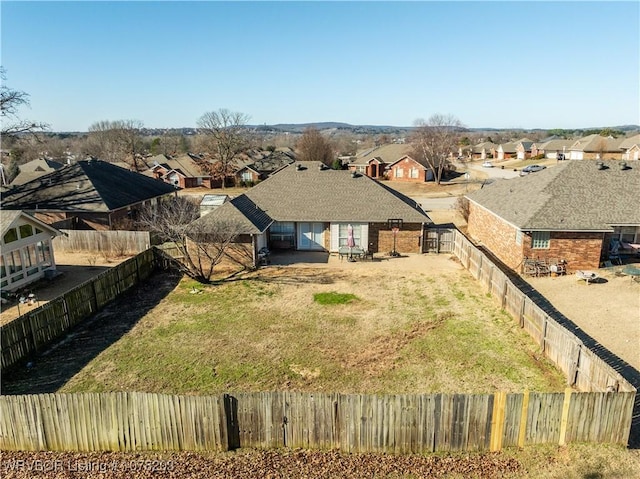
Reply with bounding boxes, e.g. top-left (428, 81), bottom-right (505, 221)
top-left (60, 254), bottom-right (566, 395)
